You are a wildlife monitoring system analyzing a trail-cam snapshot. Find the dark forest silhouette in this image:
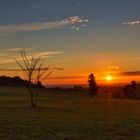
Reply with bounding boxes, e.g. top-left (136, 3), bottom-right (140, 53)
top-left (0, 76), bottom-right (44, 88)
